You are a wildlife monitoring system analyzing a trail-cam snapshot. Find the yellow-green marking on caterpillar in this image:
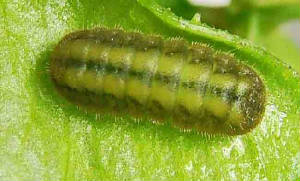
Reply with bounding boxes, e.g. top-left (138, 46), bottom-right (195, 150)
top-left (50, 28), bottom-right (266, 135)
